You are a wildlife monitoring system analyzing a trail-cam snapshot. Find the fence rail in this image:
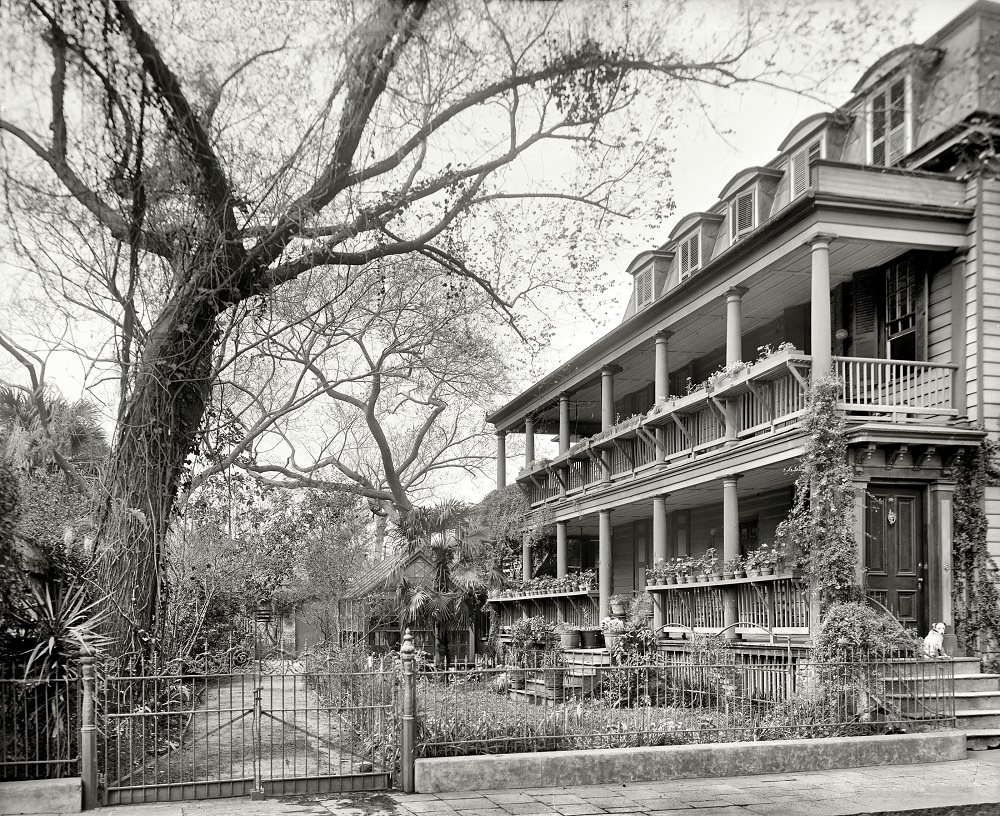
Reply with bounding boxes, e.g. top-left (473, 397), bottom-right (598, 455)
top-left (0, 675), bottom-right (79, 782)
top-left (408, 647), bottom-right (955, 762)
